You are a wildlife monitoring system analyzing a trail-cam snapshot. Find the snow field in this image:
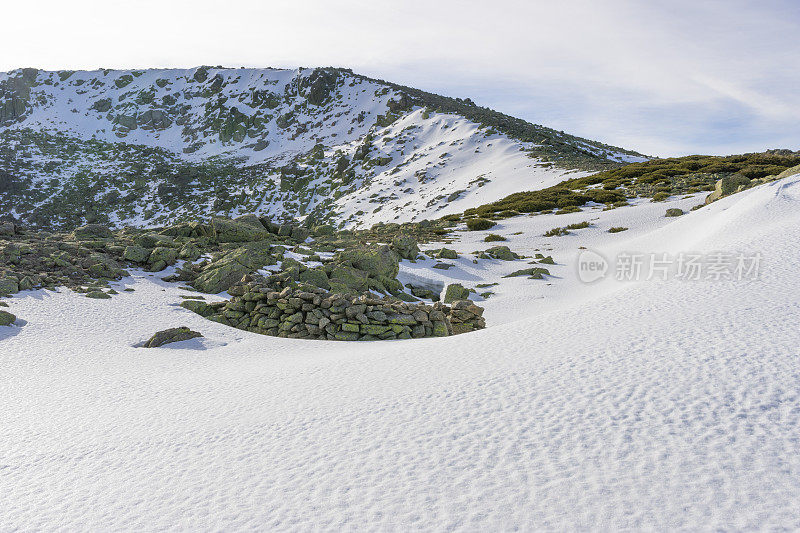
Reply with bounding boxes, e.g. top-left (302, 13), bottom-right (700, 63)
top-left (2, 178), bottom-right (800, 530)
